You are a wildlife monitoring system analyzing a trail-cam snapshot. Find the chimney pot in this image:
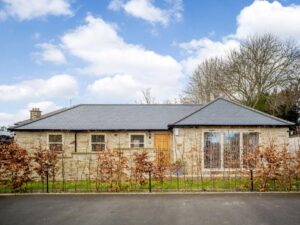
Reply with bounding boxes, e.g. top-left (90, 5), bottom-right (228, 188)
top-left (30, 108), bottom-right (42, 120)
